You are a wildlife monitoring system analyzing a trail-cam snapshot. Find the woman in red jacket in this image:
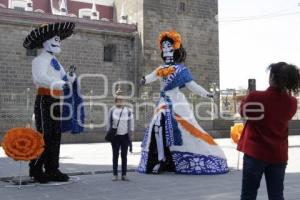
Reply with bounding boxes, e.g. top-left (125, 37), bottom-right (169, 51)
top-left (238, 62), bottom-right (299, 200)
